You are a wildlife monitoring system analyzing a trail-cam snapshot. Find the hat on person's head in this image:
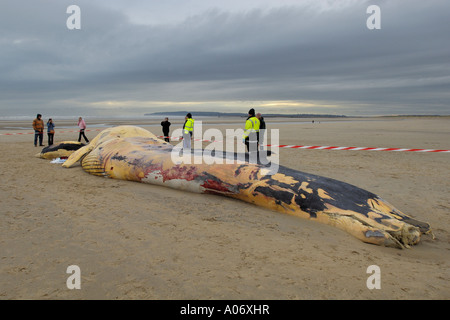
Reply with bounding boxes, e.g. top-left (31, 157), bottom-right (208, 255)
top-left (186, 113), bottom-right (192, 118)
top-left (248, 108), bottom-right (255, 116)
